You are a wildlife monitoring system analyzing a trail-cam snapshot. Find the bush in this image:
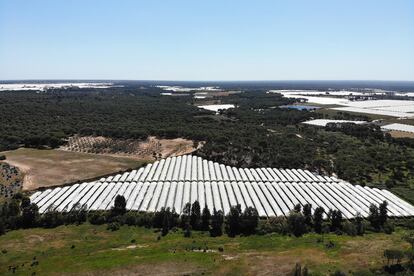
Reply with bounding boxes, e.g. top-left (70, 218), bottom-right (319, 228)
top-left (342, 221), bottom-right (357, 236)
top-left (287, 211), bottom-right (307, 237)
top-left (40, 210), bottom-right (64, 228)
top-left (123, 212), bottom-right (137, 226)
top-left (0, 155), bottom-right (6, 160)
top-left (107, 222), bottom-right (120, 231)
top-left (88, 211), bottom-right (107, 225)
top-left (257, 217), bottom-right (288, 235)
top-left (383, 221), bottom-right (395, 234)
